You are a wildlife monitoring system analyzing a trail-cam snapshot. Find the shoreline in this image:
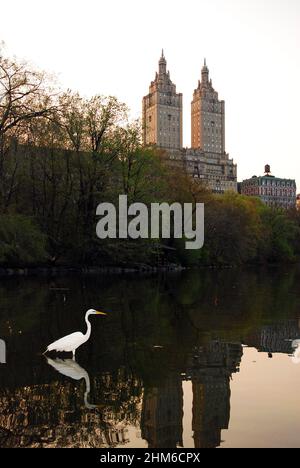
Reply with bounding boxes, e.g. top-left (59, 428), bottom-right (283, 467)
top-left (0, 264), bottom-right (187, 278)
top-left (0, 261), bottom-right (298, 278)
